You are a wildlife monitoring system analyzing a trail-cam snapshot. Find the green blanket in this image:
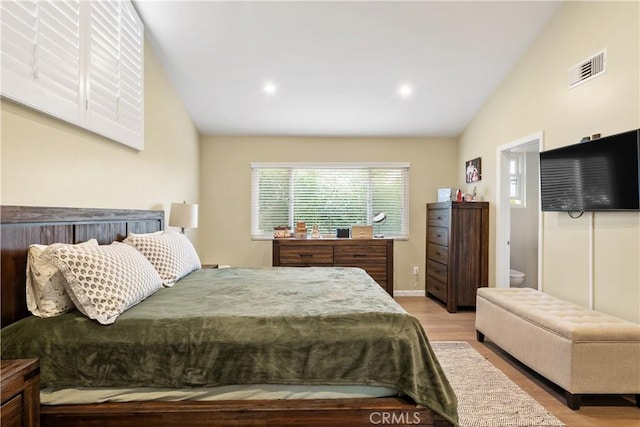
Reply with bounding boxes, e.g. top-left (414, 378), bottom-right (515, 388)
top-left (2, 267), bottom-right (458, 425)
